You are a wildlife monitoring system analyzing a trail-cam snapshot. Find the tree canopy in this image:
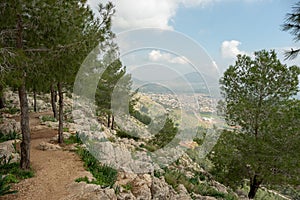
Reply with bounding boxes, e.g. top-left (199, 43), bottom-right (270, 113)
top-left (210, 50), bottom-right (300, 199)
top-left (282, 1), bottom-right (300, 59)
